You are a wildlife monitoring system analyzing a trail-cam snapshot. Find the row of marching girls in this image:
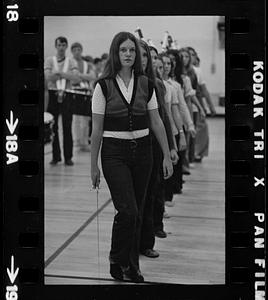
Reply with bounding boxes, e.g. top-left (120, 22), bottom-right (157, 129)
top-left (139, 41), bottom-right (198, 261)
top-left (137, 31), bottom-right (216, 214)
top-left (167, 47), bottom-right (216, 179)
top-left (155, 31), bottom-right (216, 170)
top-left (90, 31), bottom-right (216, 283)
top-left (145, 44), bottom-right (217, 238)
top-left (44, 37), bottom-right (107, 165)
